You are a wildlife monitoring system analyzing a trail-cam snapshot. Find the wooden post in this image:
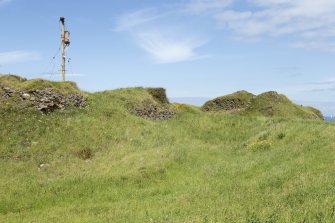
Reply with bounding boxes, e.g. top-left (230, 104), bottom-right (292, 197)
top-left (60, 17), bottom-right (66, 81)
